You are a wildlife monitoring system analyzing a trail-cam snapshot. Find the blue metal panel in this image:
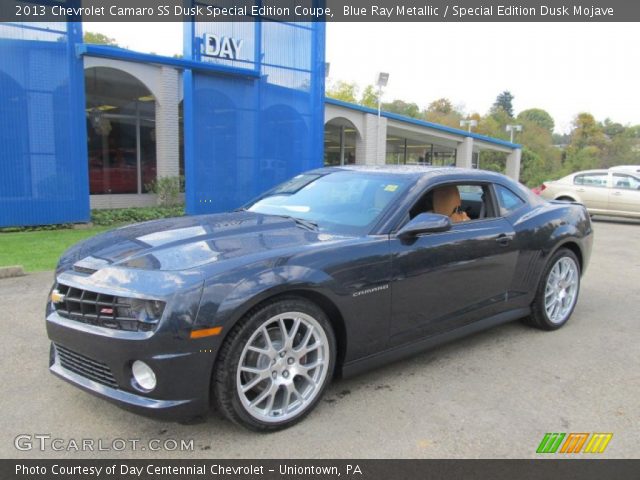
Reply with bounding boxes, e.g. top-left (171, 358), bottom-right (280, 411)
top-left (184, 15), bottom-right (326, 214)
top-left (0, 20), bottom-right (89, 227)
